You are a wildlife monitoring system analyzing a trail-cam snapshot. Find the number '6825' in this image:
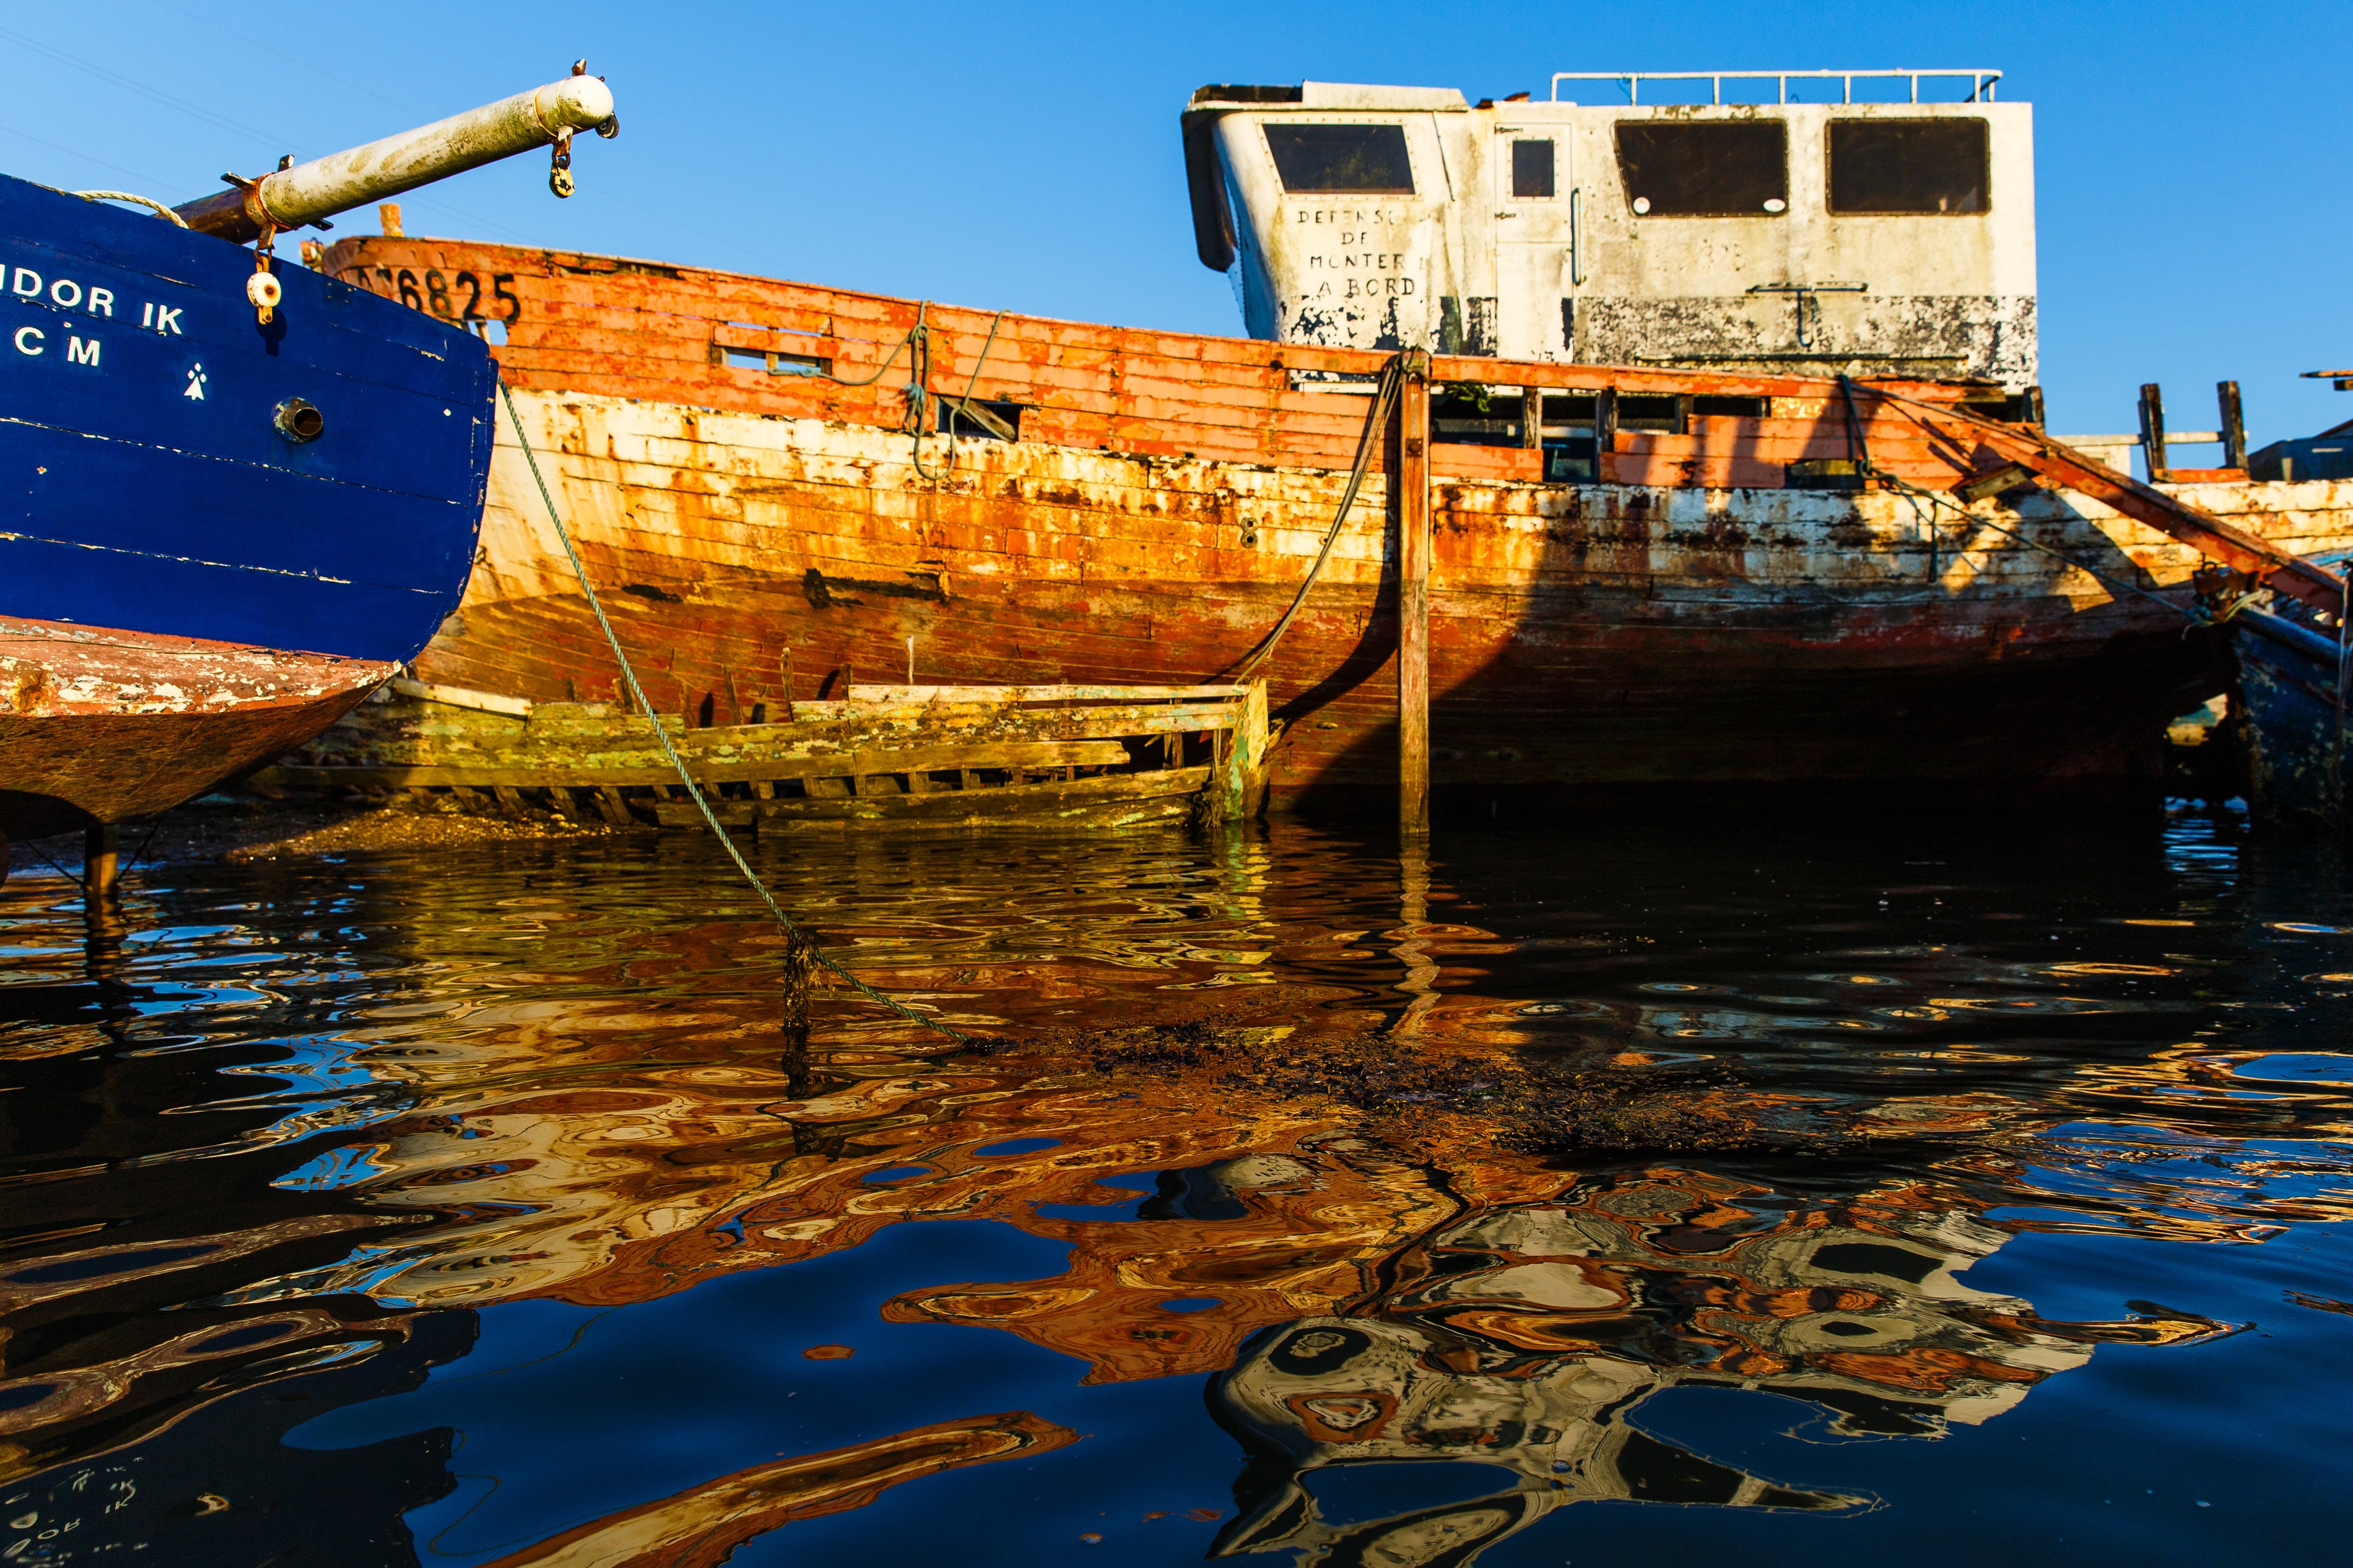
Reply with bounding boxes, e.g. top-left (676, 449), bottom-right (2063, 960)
top-left (346, 266), bottom-right (520, 324)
